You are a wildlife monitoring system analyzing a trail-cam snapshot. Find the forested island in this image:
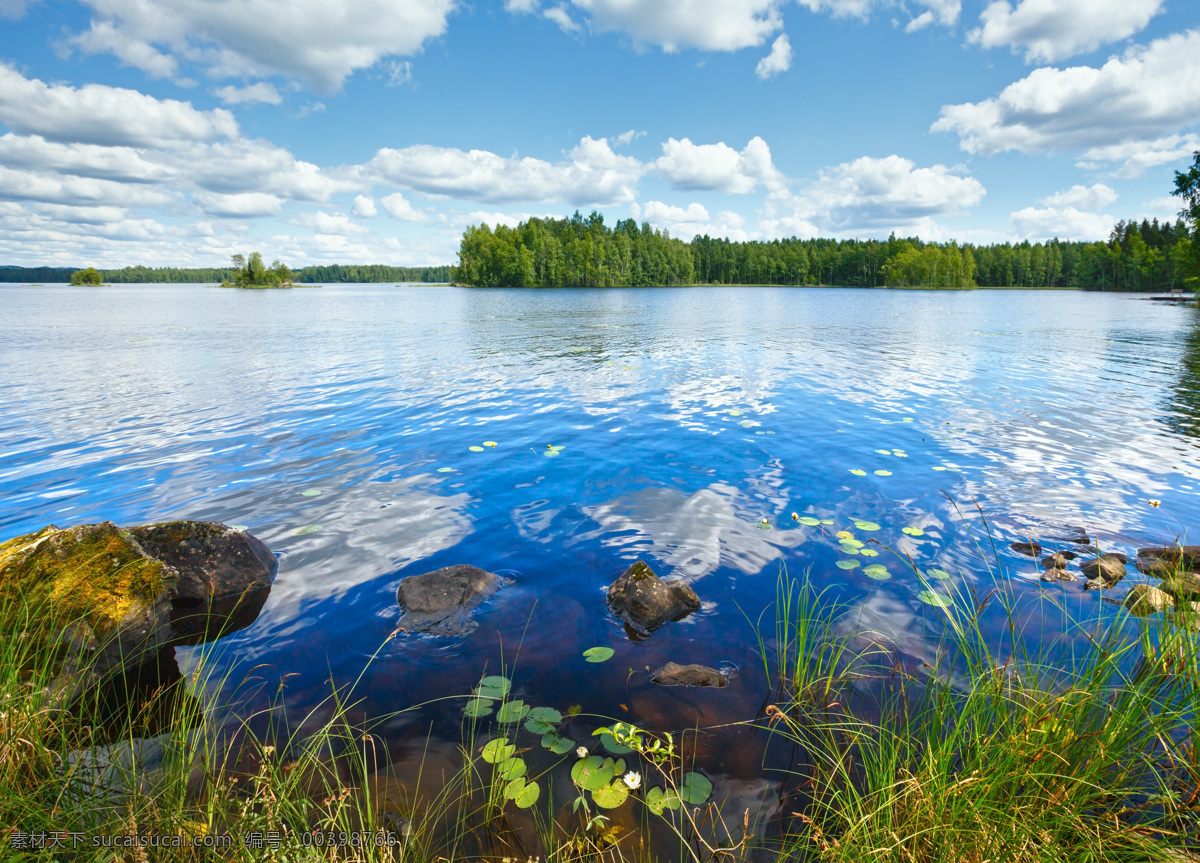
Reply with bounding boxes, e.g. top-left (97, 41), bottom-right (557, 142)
top-left (0, 263), bottom-right (453, 284)
top-left (453, 212), bottom-right (1197, 291)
